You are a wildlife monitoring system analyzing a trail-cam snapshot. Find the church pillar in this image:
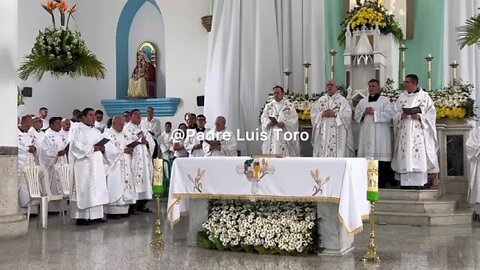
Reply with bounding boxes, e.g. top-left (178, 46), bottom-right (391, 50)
top-left (0, 0), bottom-right (28, 238)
